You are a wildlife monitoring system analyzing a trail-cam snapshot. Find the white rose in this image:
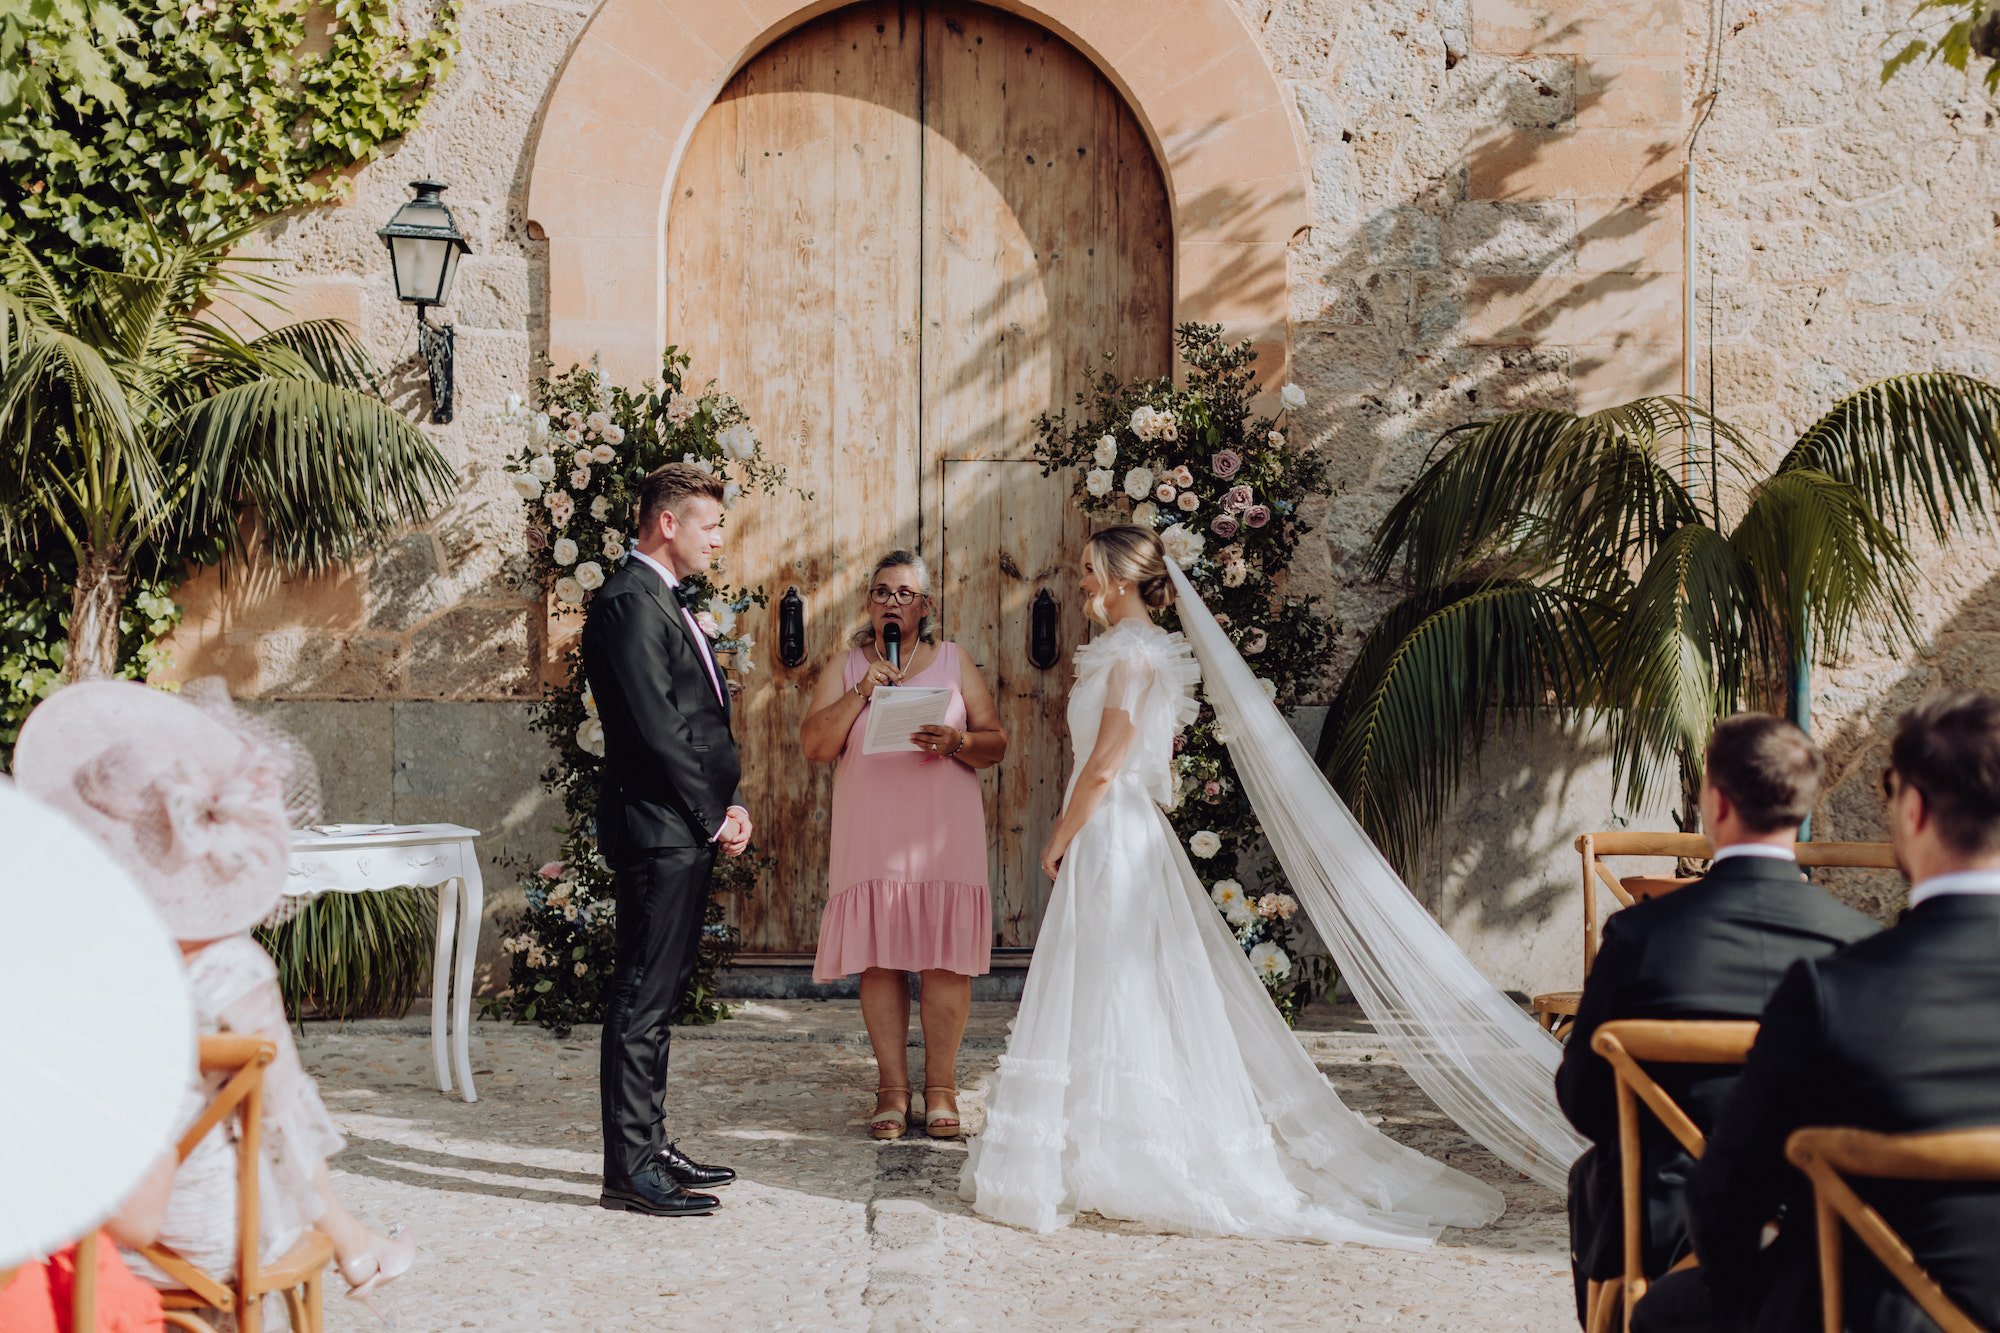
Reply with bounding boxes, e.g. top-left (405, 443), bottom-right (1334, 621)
top-left (1210, 879), bottom-right (1246, 914)
top-left (1222, 560), bottom-right (1248, 587)
top-left (1249, 941), bottom-right (1292, 981)
top-left (564, 425), bottom-right (584, 444)
top-left (603, 424), bottom-right (625, 445)
top-left (592, 443), bottom-right (615, 465)
top-left (1256, 676), bottom-right (1278, 701)
top-left (1159, 523), bottom-right (1205, 569)
top-left (1268, 430), bottom-right (1285, 448)
top-left (530, 416), bottom-right (552, 451)
top-left (586, 411), bottom-right (610, 435)
top-left (511, 473), bottom-right (543, 500)
top-left (1176, 491), bottom-right (1200, 513)
top-left (569, 467), bottom-right (592, 490)
top-left (704, 597), bottom-right (738, 637)
top-left (574, 560), bottom-right (606, 592)
top-left (546, 493), bottom-right (574, 527)
top-left (723, 482), bottom-right (742, 507)
top-left (665, 393), bottom-right (696, 425)
top-left (694, 611), bottom-right (720, 638)
top-left (1281, 383), bottom-right (1307, 411)
top-left (602, 532), bottom-right (626, 560)
top-left (554, 575), bottom-right (586, 605)
top-left (565, 411), bottom-right (583, 428)
top-left (1085, 468), bottom-right (1115, 498)
top-left (1189, 830), bottom-right (1222, 859)
top-left (581, 686), bottom-right (598, 718)
top-left (1094, 435), bottom-right (1118, 468)
top-left (572, 448), bottom-right (594, 469)
top-left (589, 495), bottom-right (612, 521)
top-left (552, 537), bottom-right (579, 566)
top-left (529, 454), bottom-right (557, 482)
top-left (547, 879), bottom-right (573, 904)
top-left (1132, 501), bottom-right (1160, 527)
top-left (1130, 405), bottom-right (1156, 437)
top-left (718, 423), bottom-right (757, 460)
top-left (1155, 482), bottom-right (1177, 503)
top-left (573, 959), bottom-right (588, 976)
top-left (1123, 466), bottom-right (1155, 501)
